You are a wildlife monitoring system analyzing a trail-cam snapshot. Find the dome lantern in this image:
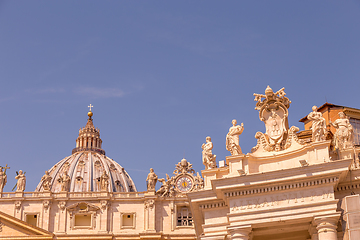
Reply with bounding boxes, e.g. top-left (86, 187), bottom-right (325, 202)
top-left (72, 105), bottom-right (105, 155)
